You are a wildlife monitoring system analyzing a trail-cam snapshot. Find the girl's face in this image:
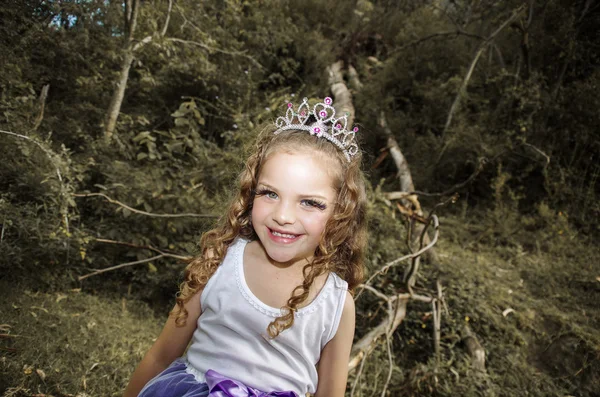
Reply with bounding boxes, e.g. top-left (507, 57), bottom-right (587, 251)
top-left (251, 150), bottom-right (337, 267)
